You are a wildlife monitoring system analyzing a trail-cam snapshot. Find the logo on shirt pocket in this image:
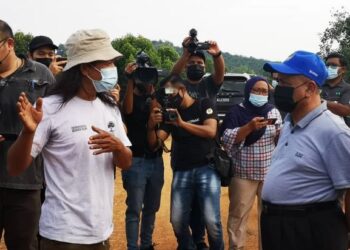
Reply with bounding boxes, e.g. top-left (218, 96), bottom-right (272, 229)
top-left (295, 152), bottom-right (304, 158)
top-left (71, 125), bottom-right (87, 132)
